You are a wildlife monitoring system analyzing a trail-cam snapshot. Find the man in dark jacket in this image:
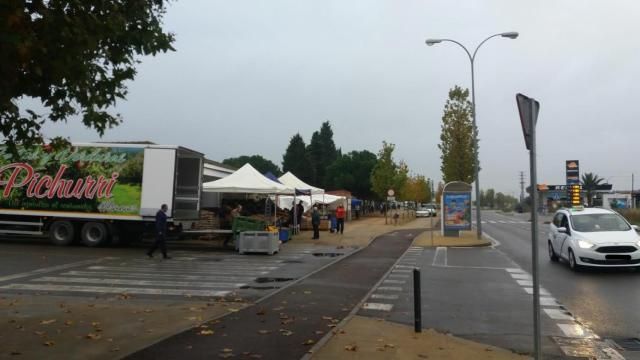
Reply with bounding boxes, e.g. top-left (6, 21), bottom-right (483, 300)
top-left (147, 204), bottom-right (171, 259)
top-left (311, 206), bottom-right (321, 239)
